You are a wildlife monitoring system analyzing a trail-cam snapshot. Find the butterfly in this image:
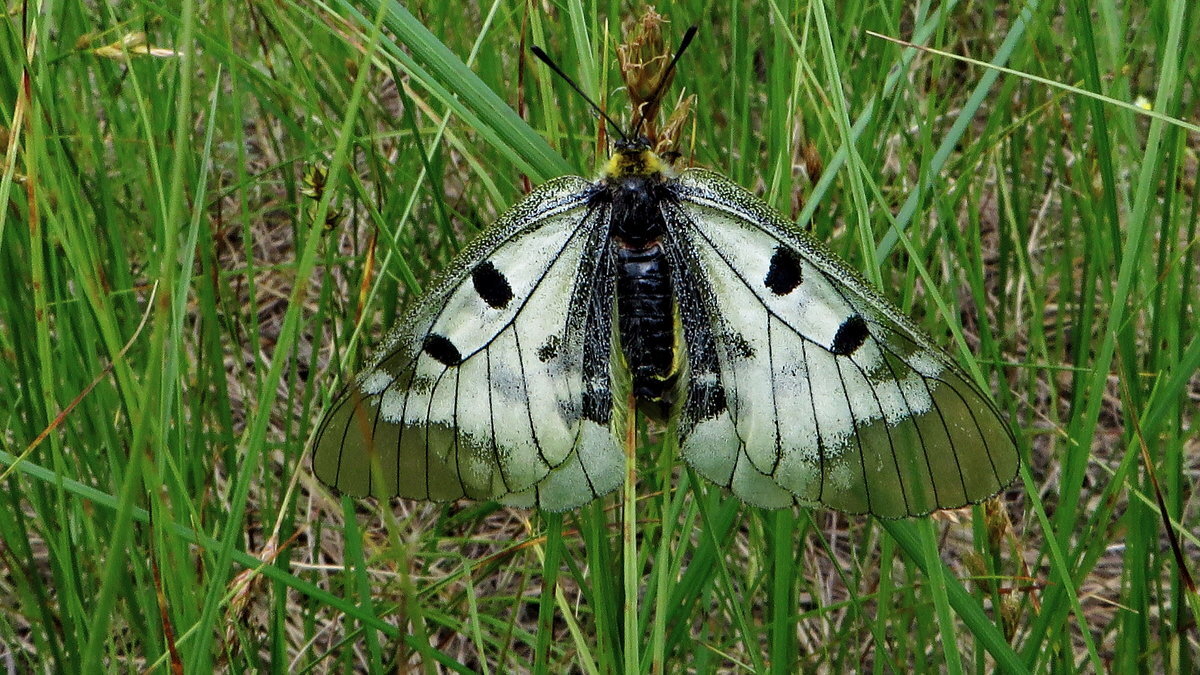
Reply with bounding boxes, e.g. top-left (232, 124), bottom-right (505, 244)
top-left (311, 27), bottom-right (1019, 517)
